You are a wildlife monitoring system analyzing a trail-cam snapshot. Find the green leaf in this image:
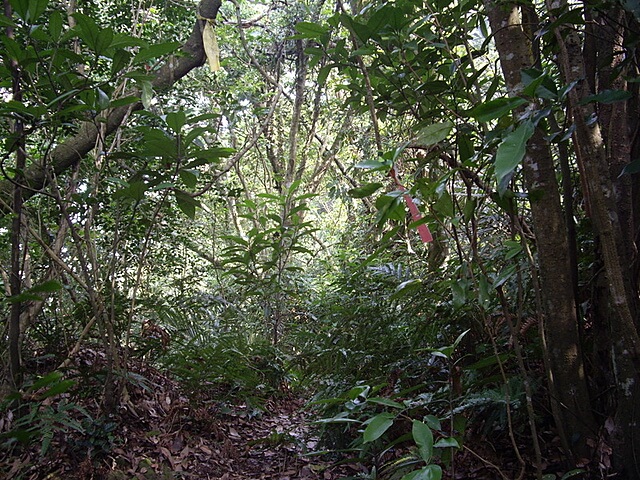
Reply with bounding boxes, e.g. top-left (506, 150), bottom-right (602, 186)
top-left (166, 110), bottom-right (186, 134)
top-left (416, 121), bottom-right (454, 146)
top-left (494, 121), bottom-right (535, 189)
top-left (40, 380), bottom-right (75, 399)
top-left (141, 81), bottom-right (154, 109)
top-left (49, 11), bottom-right (63, 40)
top-left (494, 264), bottom-right (517, 288)
top-left (30, 280), bottom-right (62, 294)
top-left (30, 371), bottom-right (63, 390)
top-left (434, 437), bottom-right (460, 448)
top-left (366, 397), bottom-right (405, 409)
top-left (72, 13), bottom-right (101, 52)
top-left (9, 0), bottom-right (29, 22)
top-left (6, 280), bottom-right (63, 304)
top-left (478, 274), bottom-right (491, 308)
top-left (466, 97), bottom-right (527, 122)
top-left (27, 0), bottom-right (48, 23)
top-left (560, 469), bottom-right (587, 480)
top-left (0, 14), bottom-right (16, 27)
top-left (579, 89), bottom-right (632, 105)
top-left (451, 282), bottom-right (466, 309)
top-left (412, 420), bottom-right (434, 463)
top-left (179, 169), bottom-right (199, 189)
top-left (133, 41), bottom-right (181, 64)
top-left (175, 190), bottom-right (200, 219)
top-left (348, 182), bottom-right (383, 198)
top-left (294, 21), bottom-right (329, 39)
top-left (354, 159), bottom-right (390, 171)
top-left (391, 279), bottom-right (422, 300)
top-left (363, 413), bottom-right (395, 443)
top-left (401, 465), bottom-right (443, 480)
top-left (424, 415), bottom-right (441, 431)
top-left (109, 95), bottom-right (139, 108)
top-left (620, 157), bottom-right (640, 176)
